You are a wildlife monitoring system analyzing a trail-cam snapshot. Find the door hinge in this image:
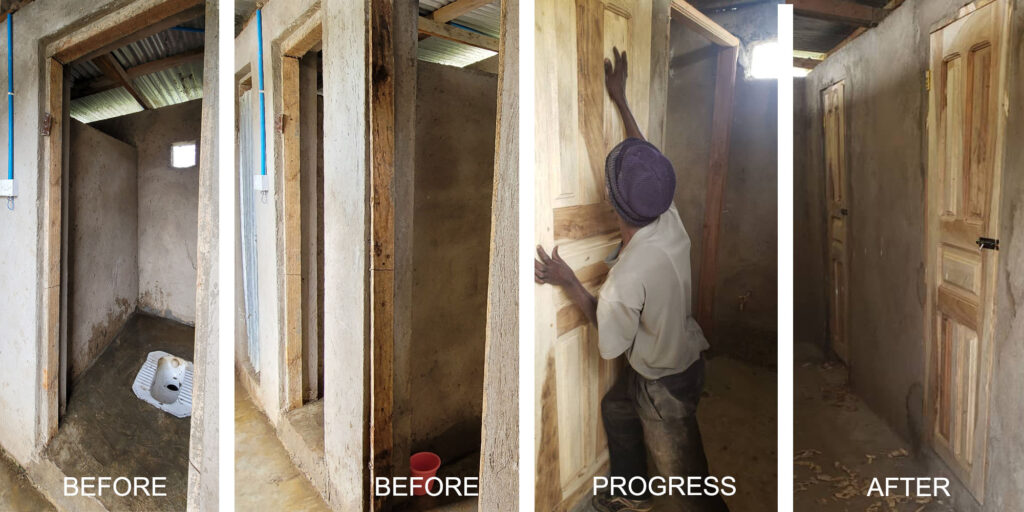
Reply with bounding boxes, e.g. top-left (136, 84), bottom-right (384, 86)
top-left (275, 114), bottom-right (285, 133)
top-left (925, 70), bottom-right (932, 92)
top-left (40, 113), bottom-right (53, 136)
top-left (977, 237), bottom-right (999, 251)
